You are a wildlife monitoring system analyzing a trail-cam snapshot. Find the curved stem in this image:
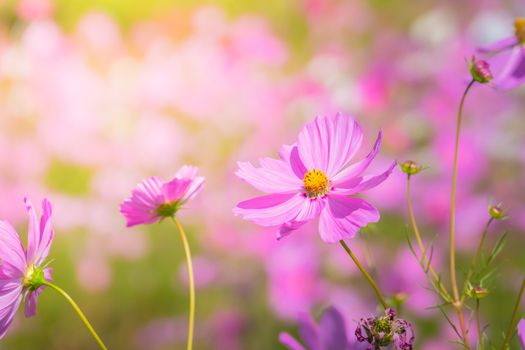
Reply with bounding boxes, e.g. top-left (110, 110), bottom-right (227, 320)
top-left (42, 281), bottom-right (108, 350)
top-left (450, 79), bottom-right (475, 349)
top-left (499, 277), bottom-right (525, 350)
top-left (339, 240), bottom-right (388, 309)
top-left (172, 217), bottom-right (195, 350)
top-left (406, 175), bottom-right (452, 301)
